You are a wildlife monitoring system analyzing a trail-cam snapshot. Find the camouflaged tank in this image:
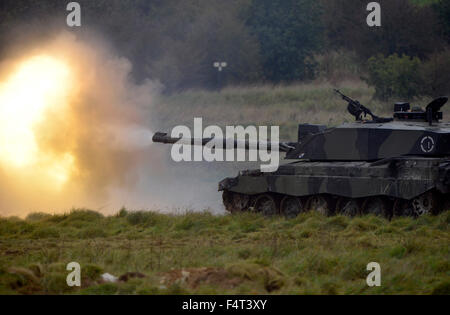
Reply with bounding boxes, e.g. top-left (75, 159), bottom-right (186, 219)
top-left (153, 91), bottom-right (450, 218)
